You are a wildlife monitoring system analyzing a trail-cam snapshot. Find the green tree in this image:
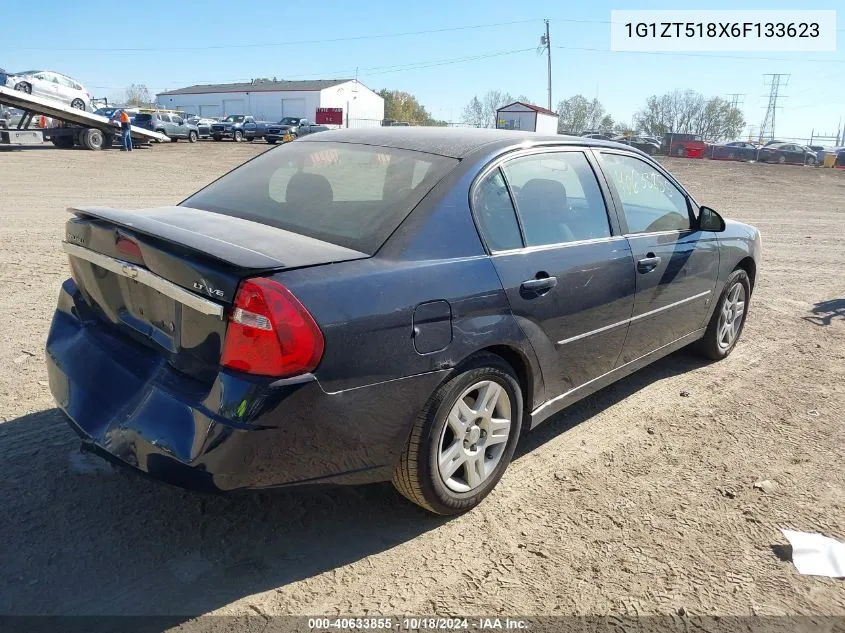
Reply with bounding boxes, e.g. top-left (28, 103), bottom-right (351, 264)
top-left (462, 90), bottom-right (529, 128)
top-left (378, 89), bottom-right (446, 126)
top-left (634, 90), bottom-right (744, 141)
top-left (556, 95), bottom-right (612, 134)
